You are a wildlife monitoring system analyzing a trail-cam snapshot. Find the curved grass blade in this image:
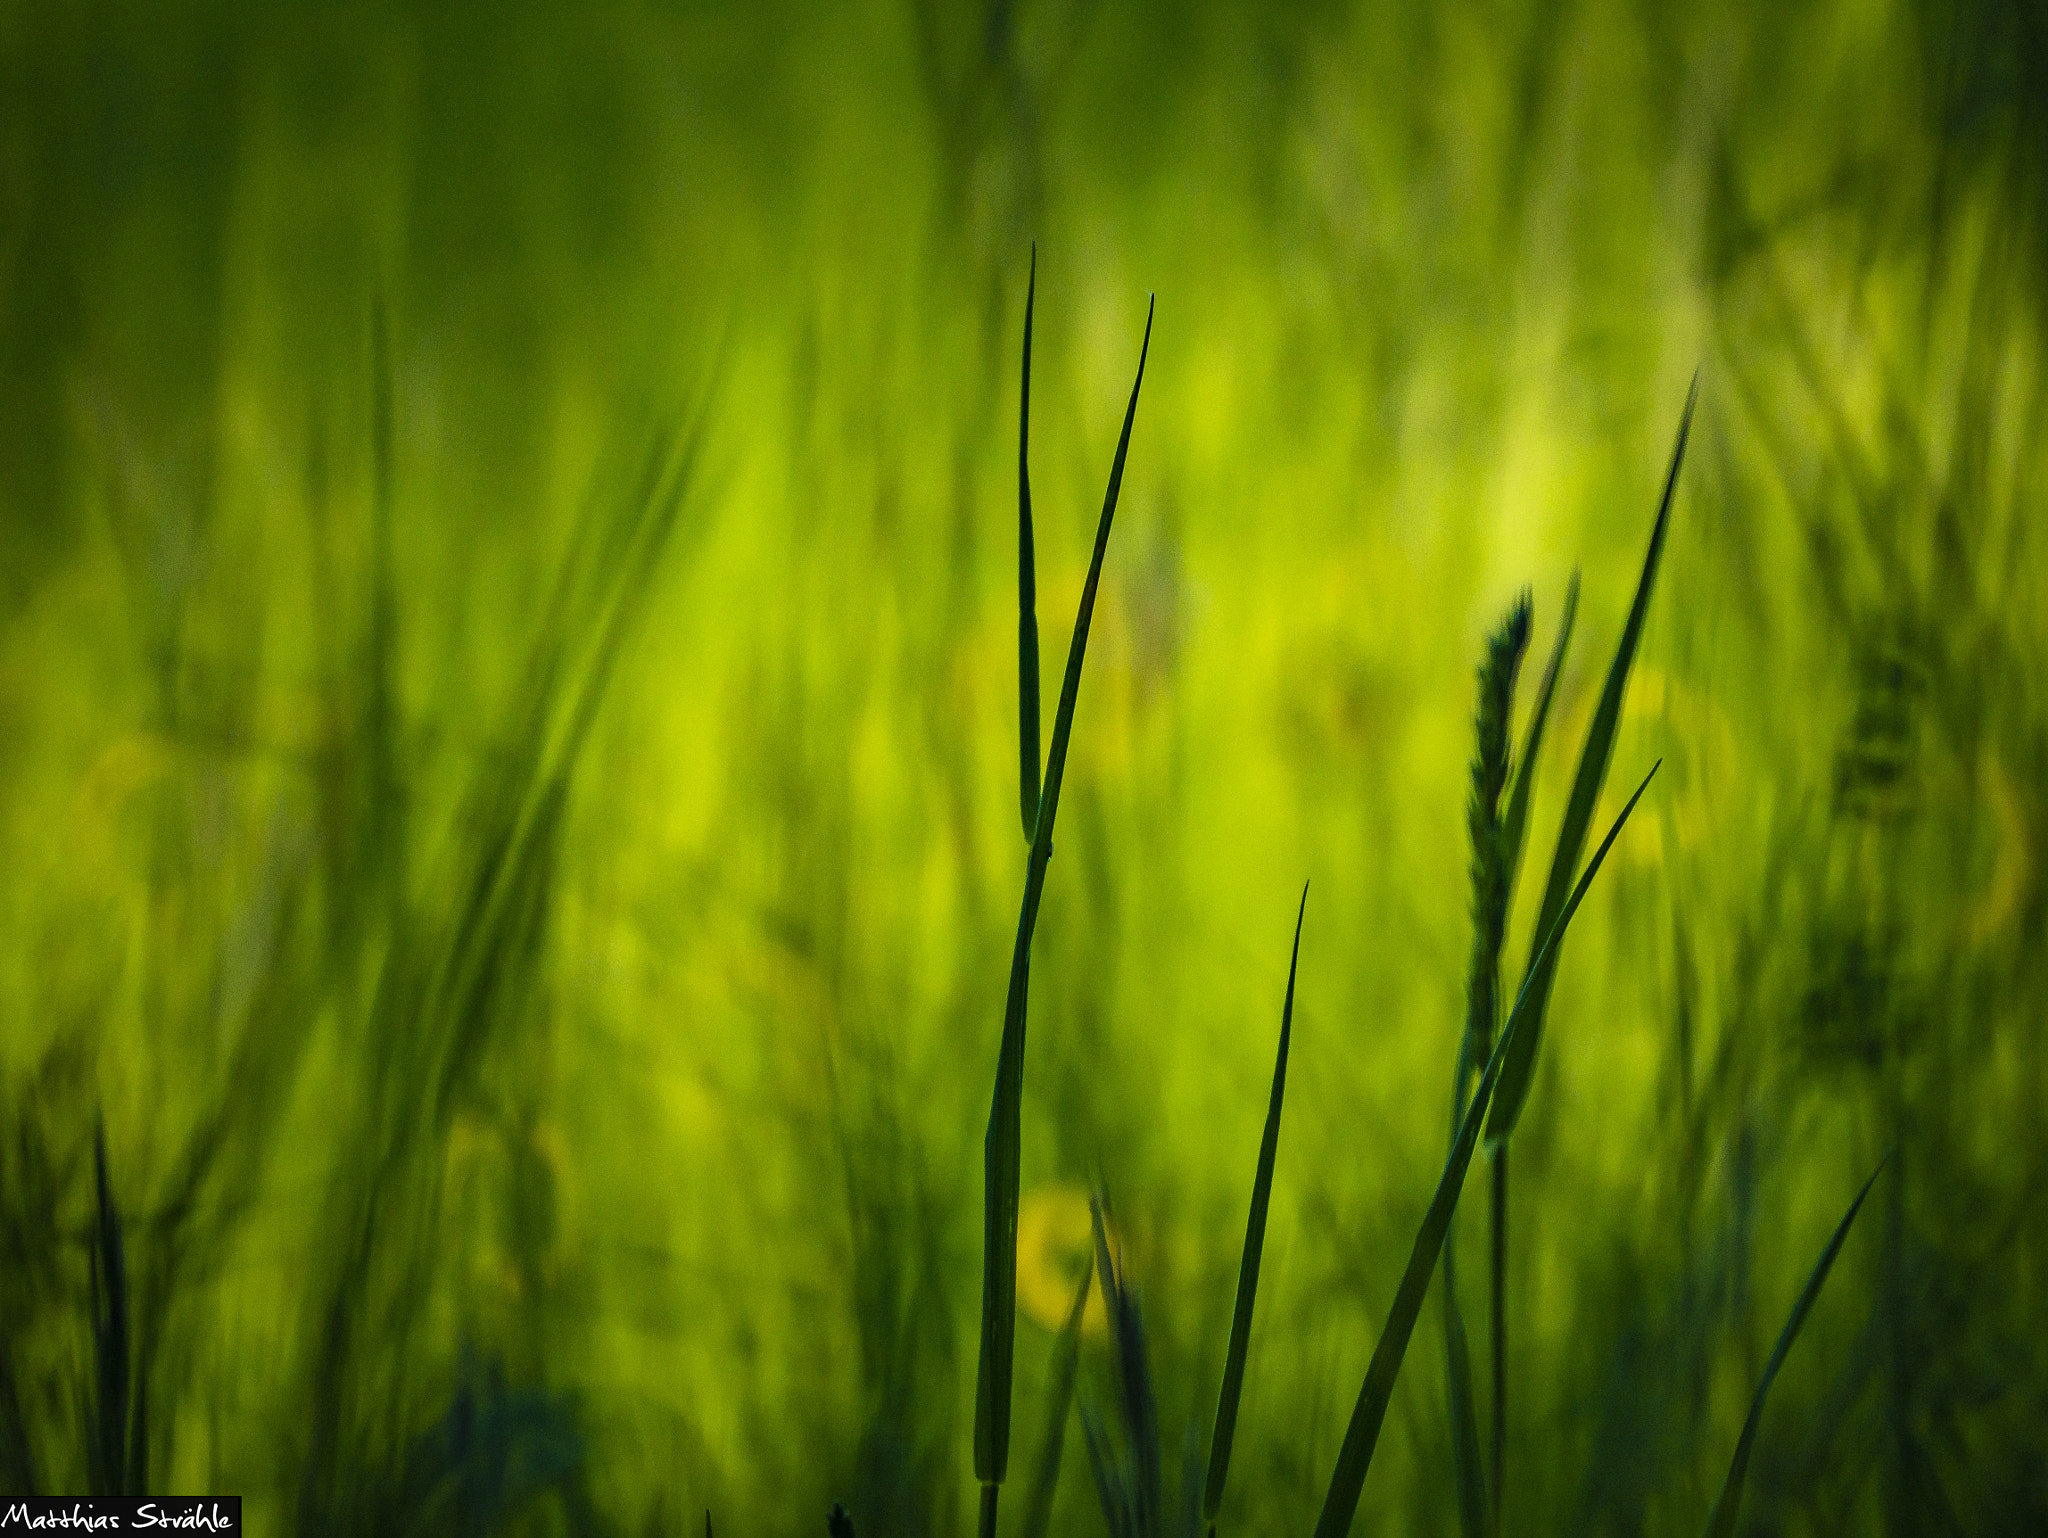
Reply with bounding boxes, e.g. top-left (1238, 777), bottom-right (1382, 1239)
top-left (1500, 571), bottom-right (1579, 891)
top-left (1019, 245), bottom-right (1042, 844)
top-left (1313, 763), bottom-right (1659, 1538)
top-left (977, 296), bottom-right (1154, 1519)
top-left (1019, 1254), bottom-right (1096, 1538)
top-left (1703, 1154), bottom-right (1890, 1538)
top-left (1033, 293), bottom-right (1153, 850)
top-left (1485, 378), bottom-right (1698, 1150)
top-left (1202, 884), bottom-right (1309, 1530)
